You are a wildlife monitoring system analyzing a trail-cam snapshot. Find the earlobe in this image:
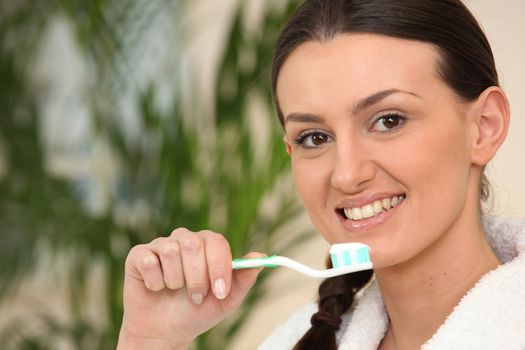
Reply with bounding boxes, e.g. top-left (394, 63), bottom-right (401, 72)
top-left (470, 86), bottom-right (510, 166)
